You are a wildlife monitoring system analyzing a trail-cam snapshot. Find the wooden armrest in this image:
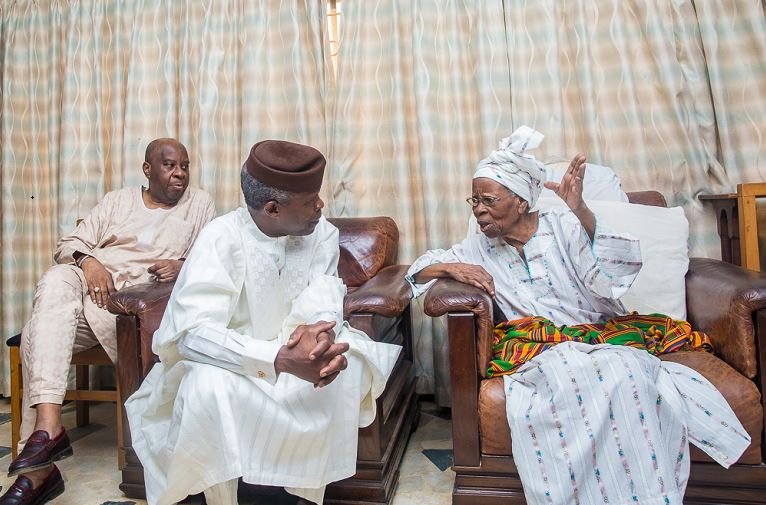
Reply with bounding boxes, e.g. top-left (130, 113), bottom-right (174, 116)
top-left (423, 278), bottom-right (494, 378)
top-left (686, 257), bottom-right (766, 379)
top-left (343, 265), bottom-right (412, 318)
